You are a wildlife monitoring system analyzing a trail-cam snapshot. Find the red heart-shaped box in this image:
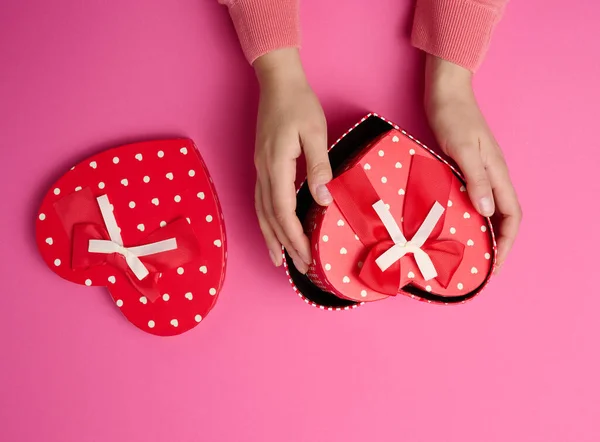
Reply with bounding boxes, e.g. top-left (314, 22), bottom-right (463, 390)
top-left (36, 139), bottom-right (226, 336)
top-left (284, 114), bottom-right (496, 310)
